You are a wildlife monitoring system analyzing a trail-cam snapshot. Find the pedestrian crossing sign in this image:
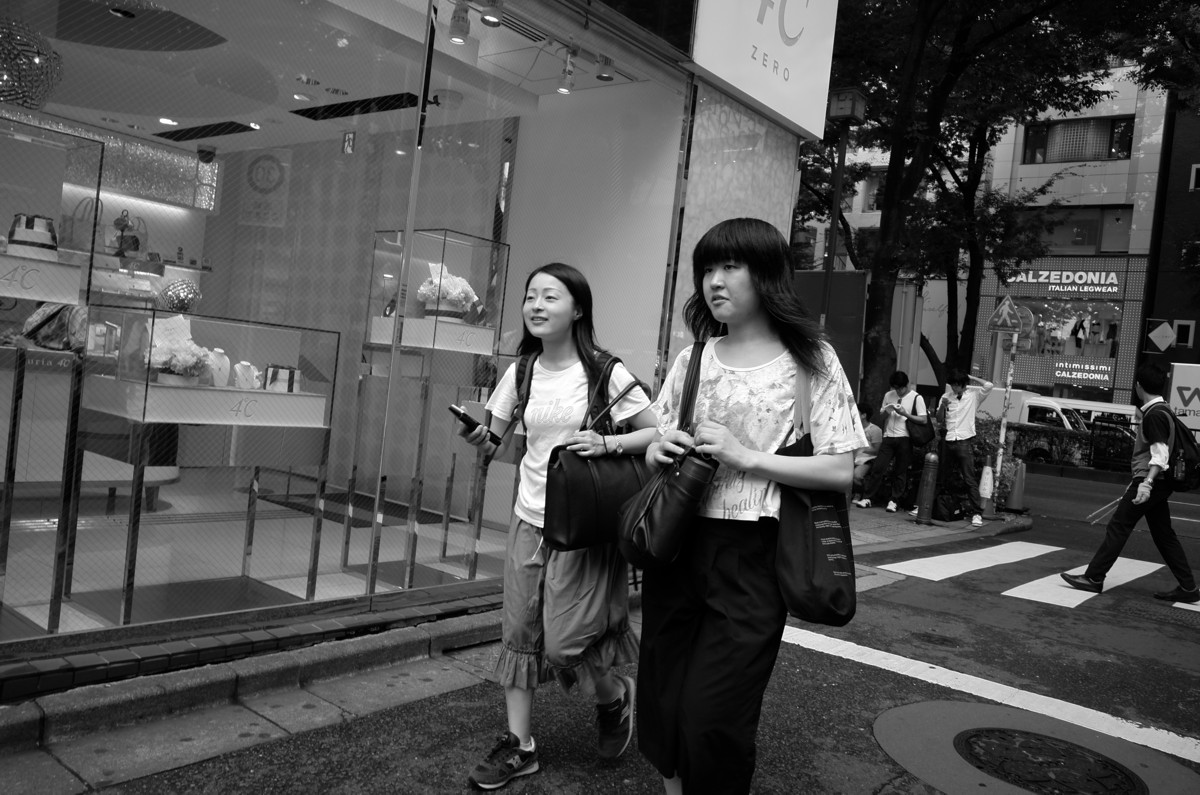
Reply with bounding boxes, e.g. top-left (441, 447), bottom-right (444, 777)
top-left (987, 296), bottom-right (1022, 333)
